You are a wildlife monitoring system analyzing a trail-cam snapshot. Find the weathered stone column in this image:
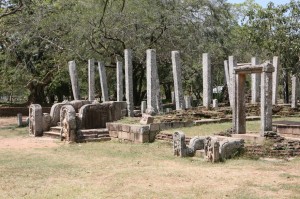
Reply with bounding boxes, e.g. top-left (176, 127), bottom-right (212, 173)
top-left (203, 53), bottom-right (211, 108)
top-left (213, 99), bottom-right (218, 108)
top-left (261, 63), bottom-right (274, 136)
top-left (272, 56), bottom-right (279, 105)
top-left (251, 57), bottom-right (260, 104)
top-left (116, 61), bottom-right (123, 101)
top-left (146, 49), bottom-right (160, 114)
top-left (171, 91), bottom-right (175, 104)
top-left (88, 59), bottom-right (95, 101)
top-left (229, 56), bottom-right (237, 133)
top-left (125, 49), bottom-right (134, 117)
top-left (184, 96), bottom-right (191, 109)
top-left (224, 60), bottom-right (232, 107)
top-left (172, 51), bottom-right (185, 110)
top-left (236, 73), bottom-right (246, 134)
top-left (141, 101), bottom-right (147, 113)
top-left (68, 61), bottom-right (80, 100)
top-left (17, 113), bottom-right (22, 127)
top-left (291, 75), bottom-right (298, 108)
top-left (98, 61), bottom-right (109, 102)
